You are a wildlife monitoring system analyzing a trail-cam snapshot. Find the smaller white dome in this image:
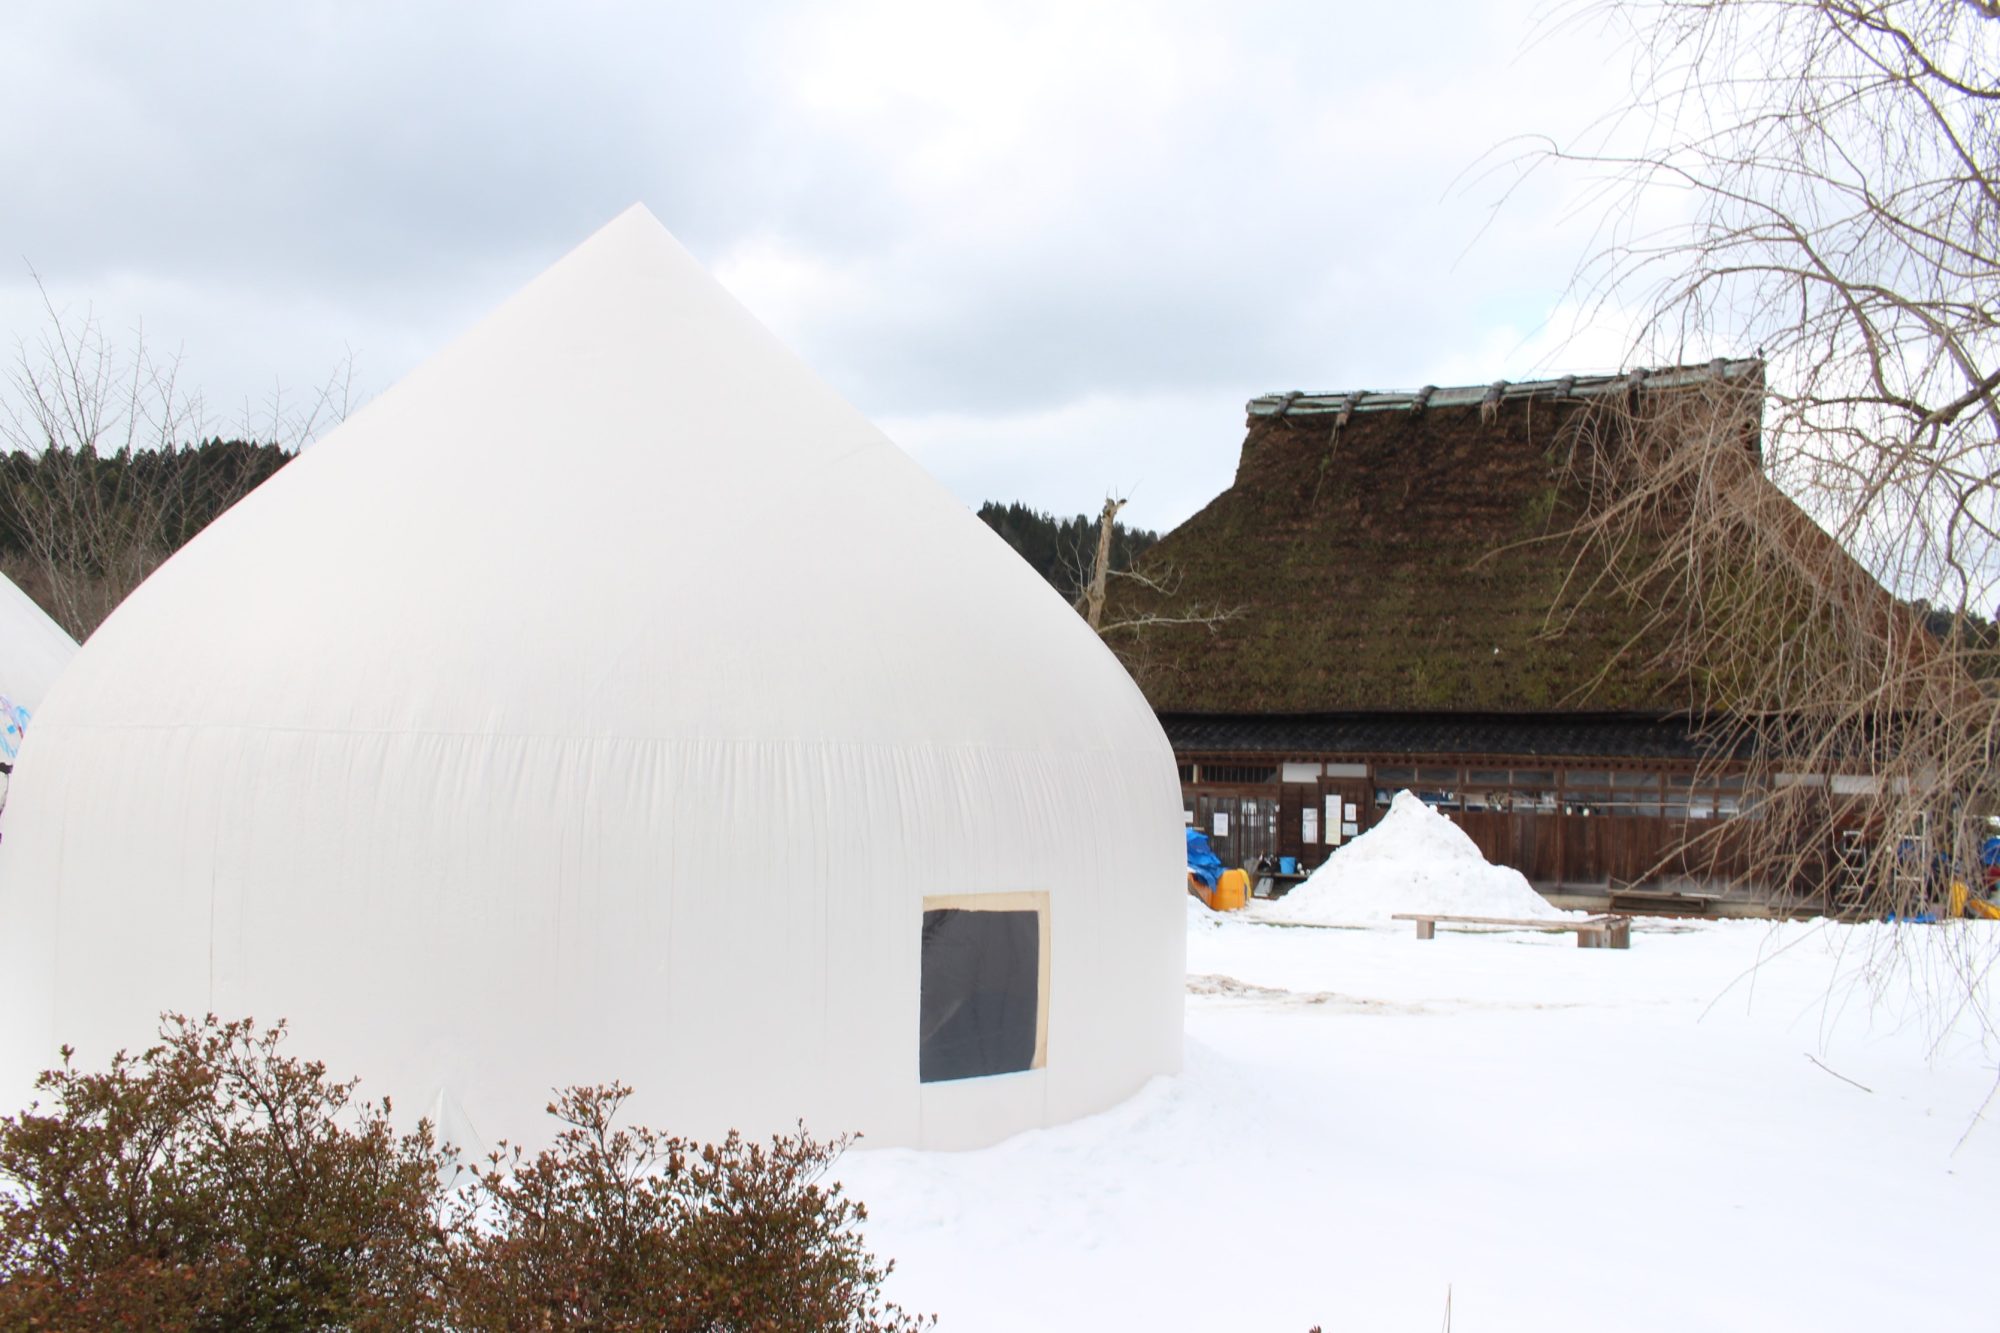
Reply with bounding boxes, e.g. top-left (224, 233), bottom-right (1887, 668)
top-left (0, 572), bottom-right (76, 716)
